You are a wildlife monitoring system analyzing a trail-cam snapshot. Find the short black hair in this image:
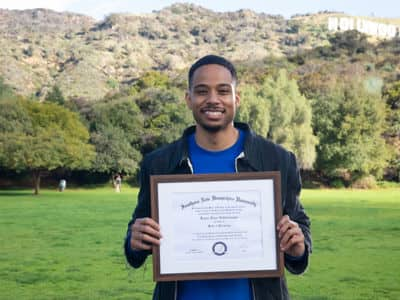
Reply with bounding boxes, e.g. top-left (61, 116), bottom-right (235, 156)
top-left (188, 55), bottom-right (237, 89)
